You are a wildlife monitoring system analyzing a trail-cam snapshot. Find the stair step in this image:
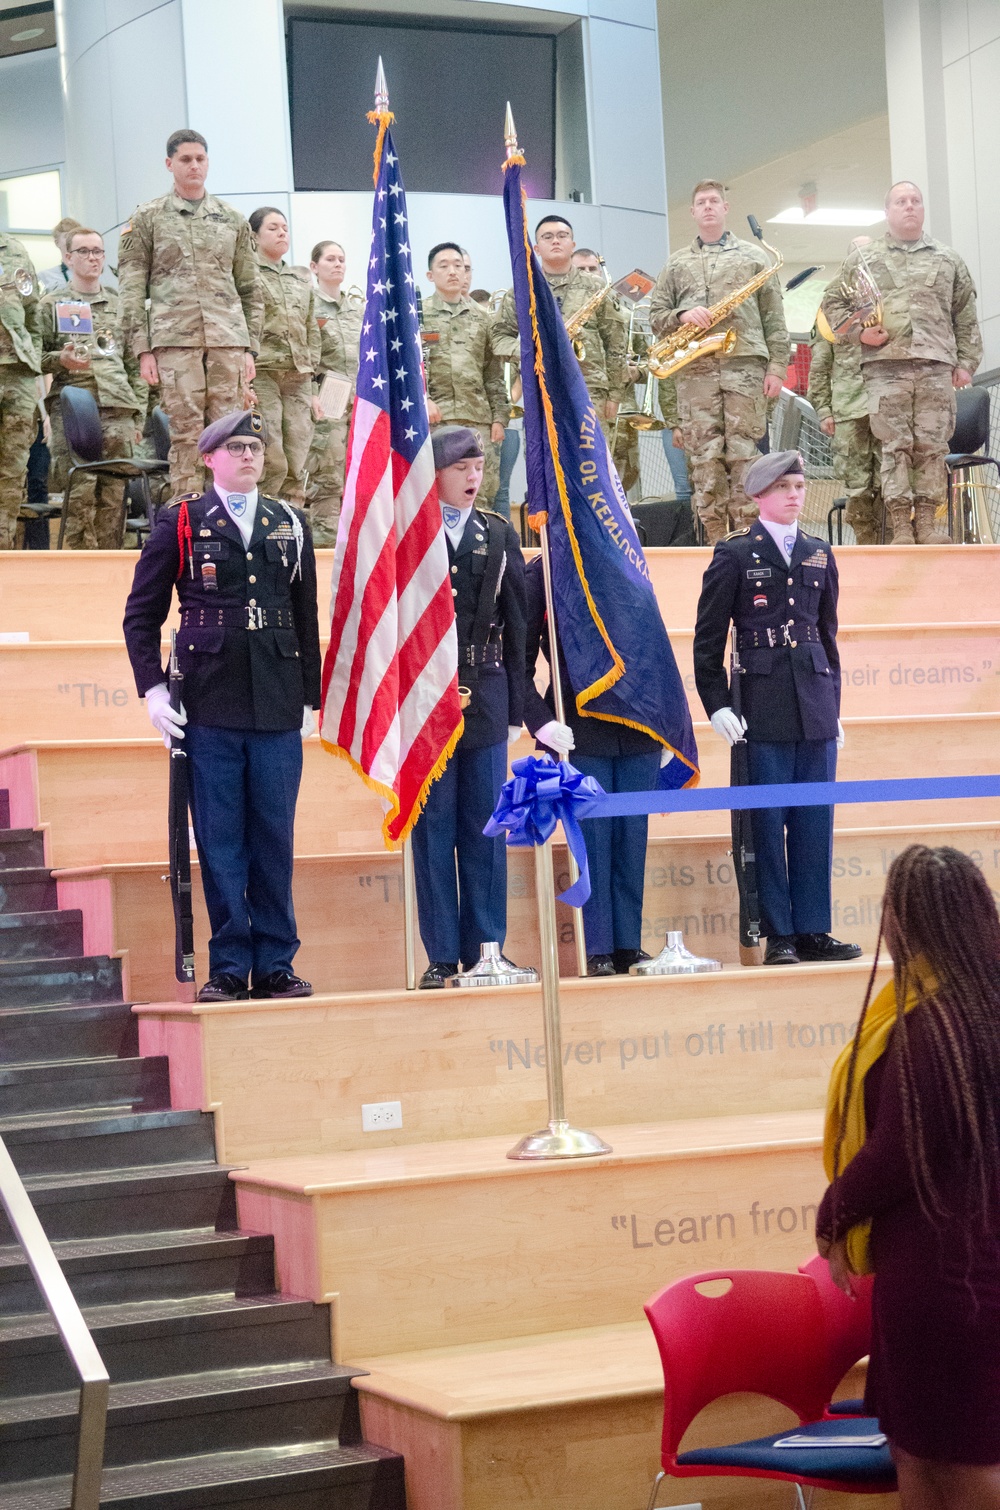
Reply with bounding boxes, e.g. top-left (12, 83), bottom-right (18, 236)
top-left (0, 909), bottom-right (83, 963)
top-left (0, 1361), bottom-right (364, 1484)
top-left (0, 831), bottom-right (44, 871)
top-left (0, 1227), bottom-right (275, 1315)
top-left (0, 1161), bottom-right (237, 1244)
top-left (0, 955), bottom-right (123, 1008)
top-left (0, 1292), bottom-right (331, 1397)
top-left (0, 1108), bottom-right (217, 1178)
top-left (0, 1002), bottom-right (135, 1065)
top-left (0, 1055), bottom-right (169, 1118)
top-left (0, 869), bottom-right (57, 915)
top-left (0, 1440), bottom-right (405, 1510)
